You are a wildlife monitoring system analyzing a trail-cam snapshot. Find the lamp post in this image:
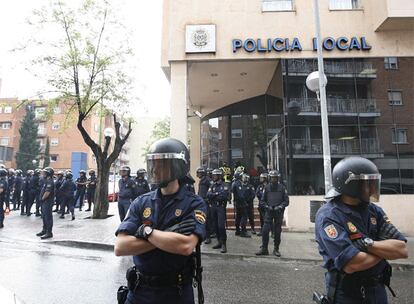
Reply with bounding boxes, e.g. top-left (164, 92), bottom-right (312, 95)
top-left (306, 0), bottom-right (333, 194)
top-left (32, 159), bottom-right (37, 169)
